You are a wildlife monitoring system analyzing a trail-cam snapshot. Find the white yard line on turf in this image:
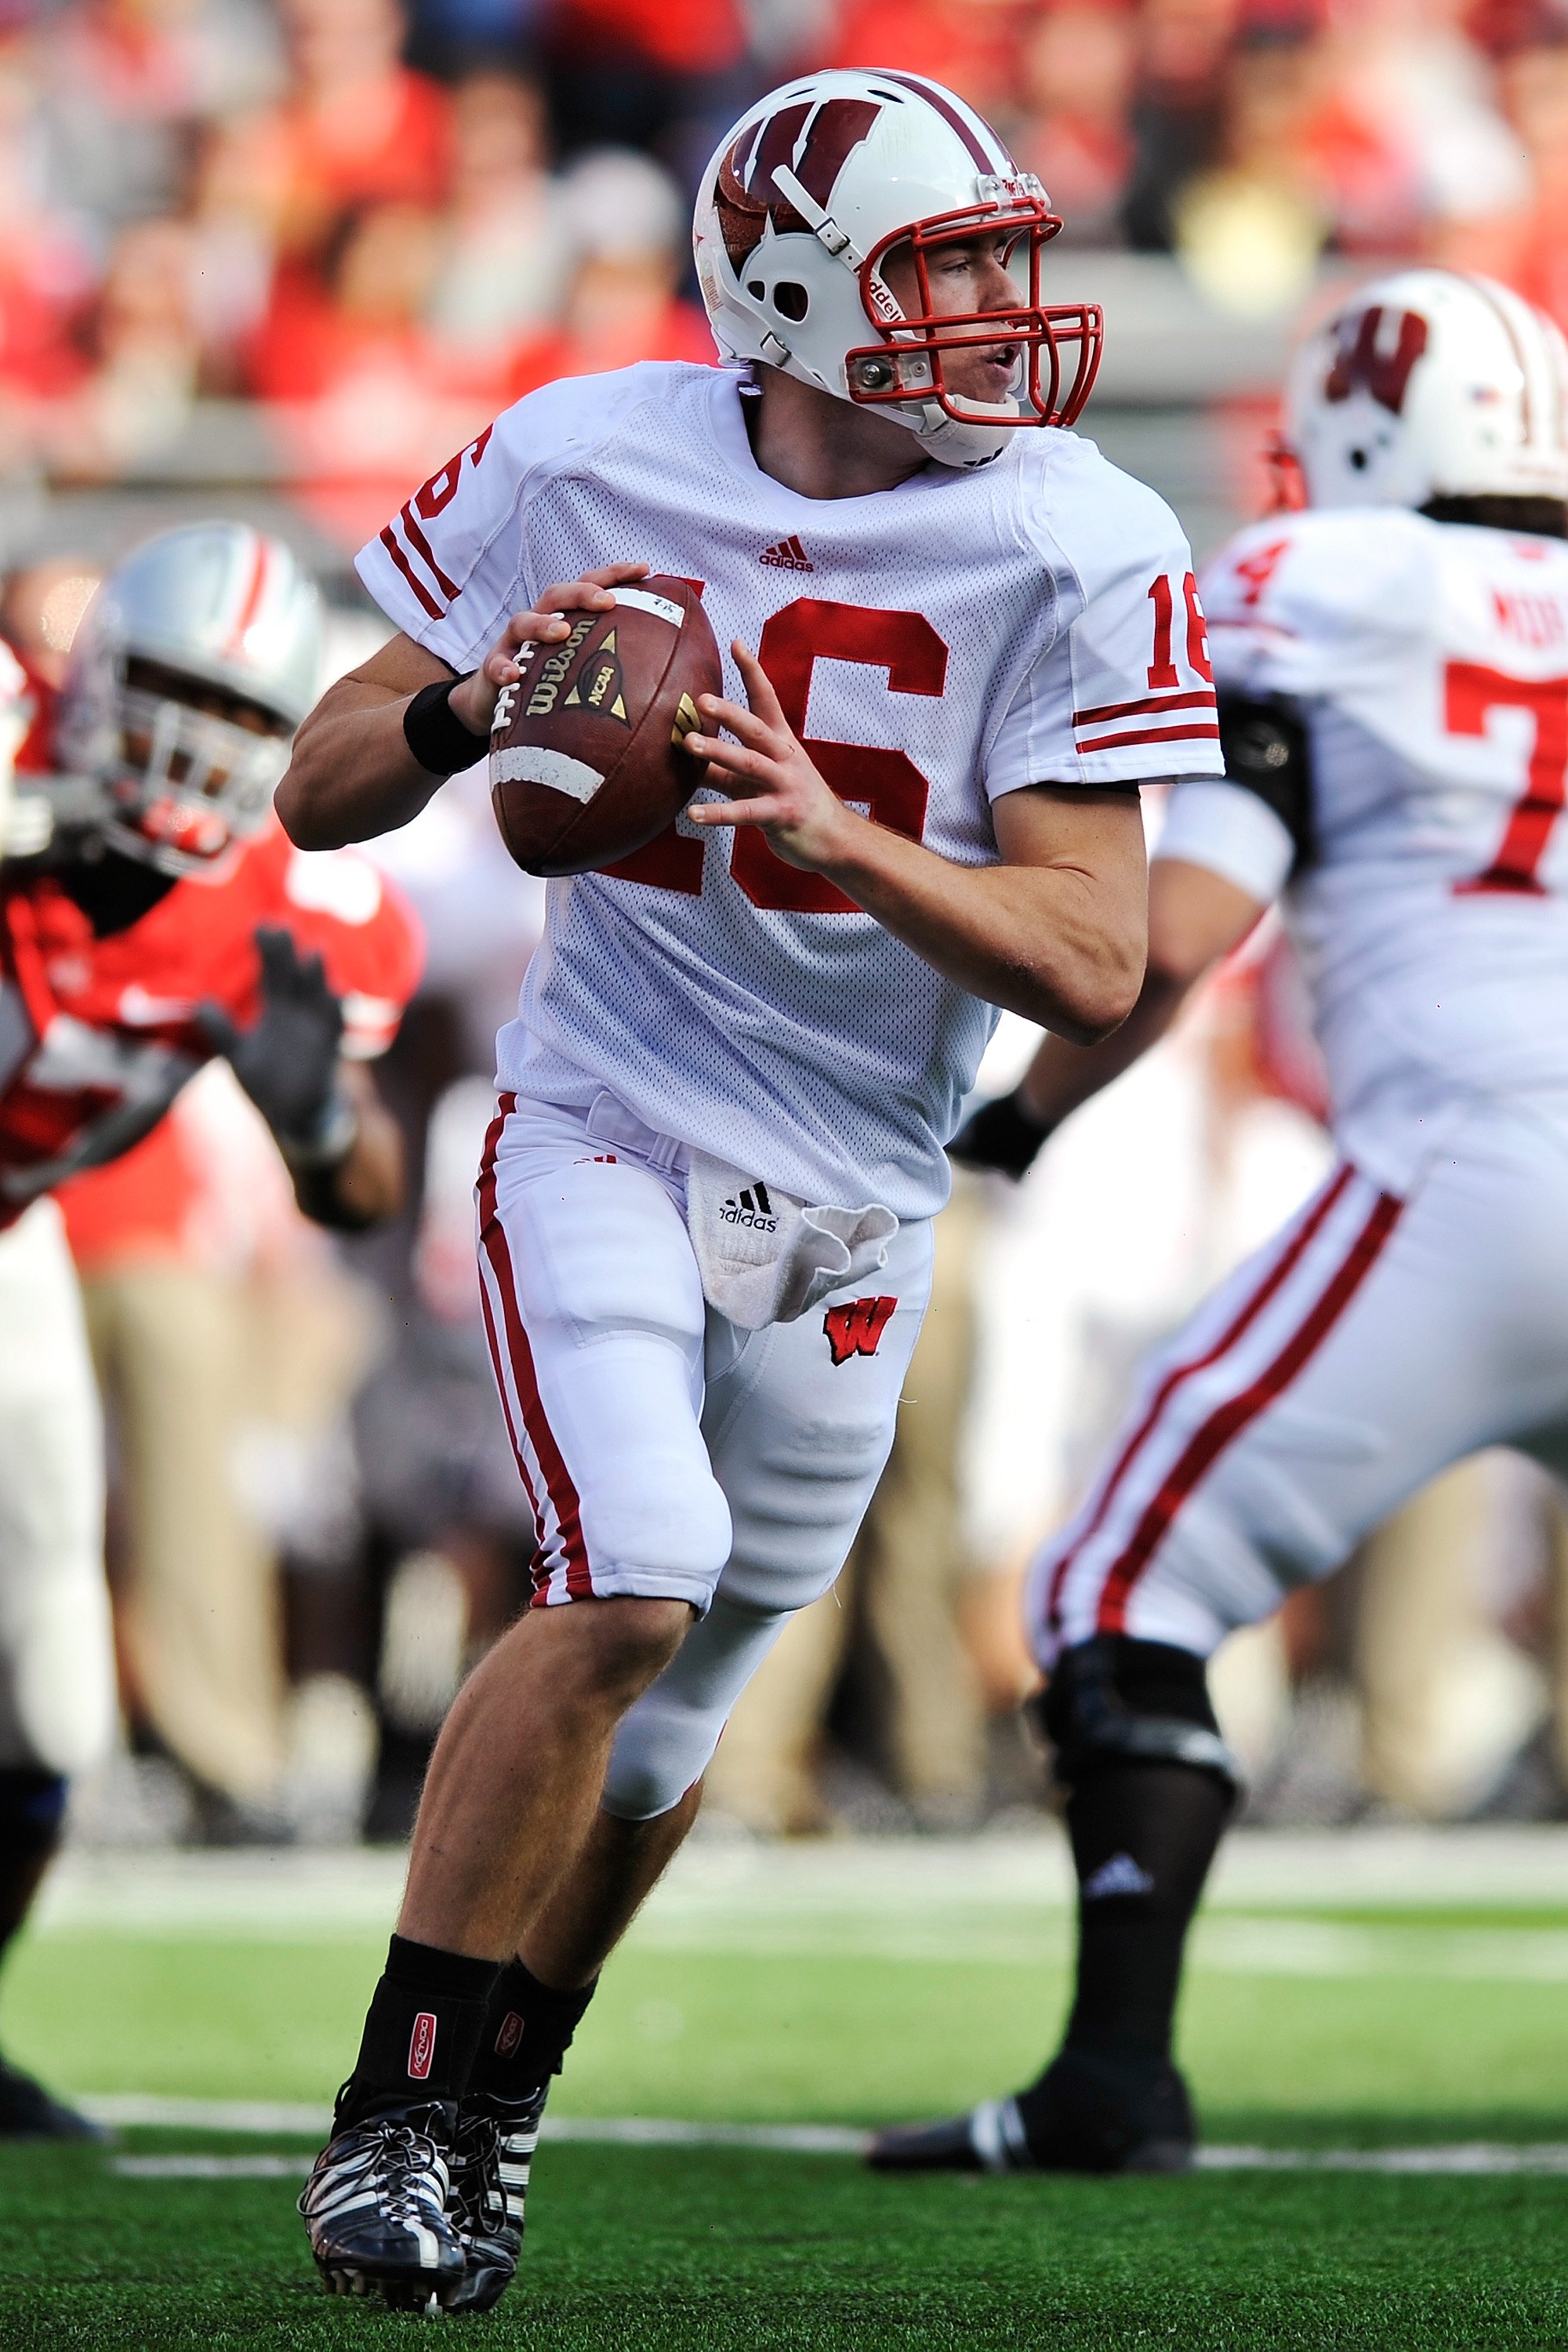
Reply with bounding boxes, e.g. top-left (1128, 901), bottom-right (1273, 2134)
top-left (39, 1827), bottom-right (1568, 1941)
top-left (116, 2155), bottom-right (312, 2180)
top-left (107, 2129), bottom-right (1568, 2180)
top-left (86, 2096), bottom-right (333, 2132)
